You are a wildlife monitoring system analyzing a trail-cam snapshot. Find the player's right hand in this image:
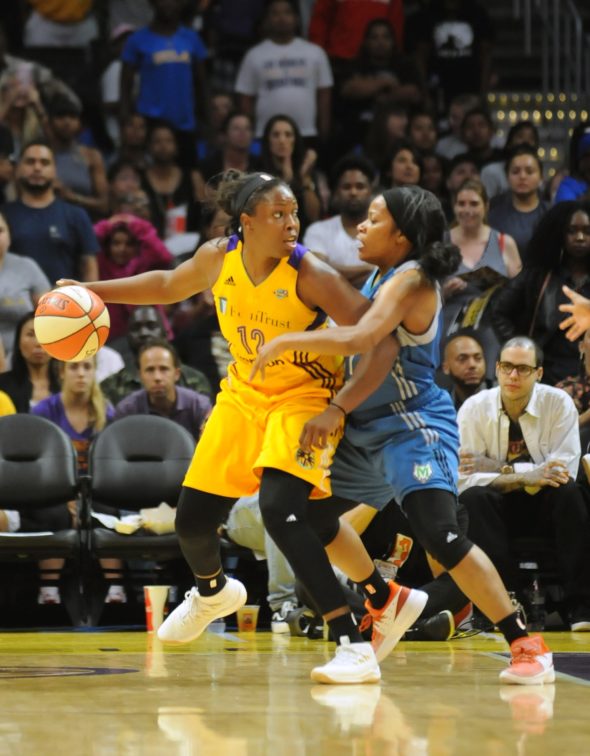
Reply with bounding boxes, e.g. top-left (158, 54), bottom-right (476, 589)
top-left (299, 406), bottom-right (344, 451)
top-left (55, 279), bottom-right (83, 288)
top-left (559, 285), bottom-right (590, 341)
